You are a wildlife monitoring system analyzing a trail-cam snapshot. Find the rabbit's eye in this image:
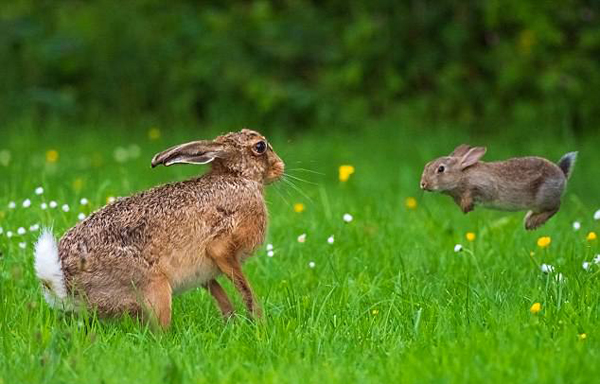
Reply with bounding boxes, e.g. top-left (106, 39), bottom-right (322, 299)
top-left (437, 165), bottom-right (445, 173)
top-left (254, 141), bottom-right (267, 155)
